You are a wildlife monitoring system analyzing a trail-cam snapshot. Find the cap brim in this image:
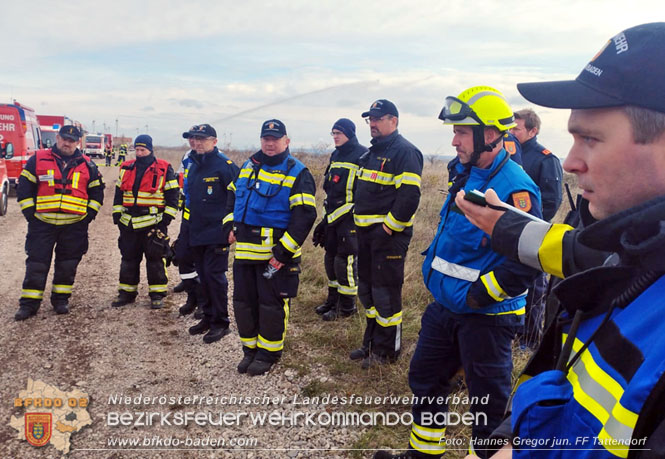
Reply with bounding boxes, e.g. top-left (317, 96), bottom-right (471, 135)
top-left (182, 132), bottom-right (190, 139)
top-left (261, 133), bottom-right (285, 138)
top-left (517, 79), bottom-right (625, 109)
top-left (60, 134), bottom-right (80, 141)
